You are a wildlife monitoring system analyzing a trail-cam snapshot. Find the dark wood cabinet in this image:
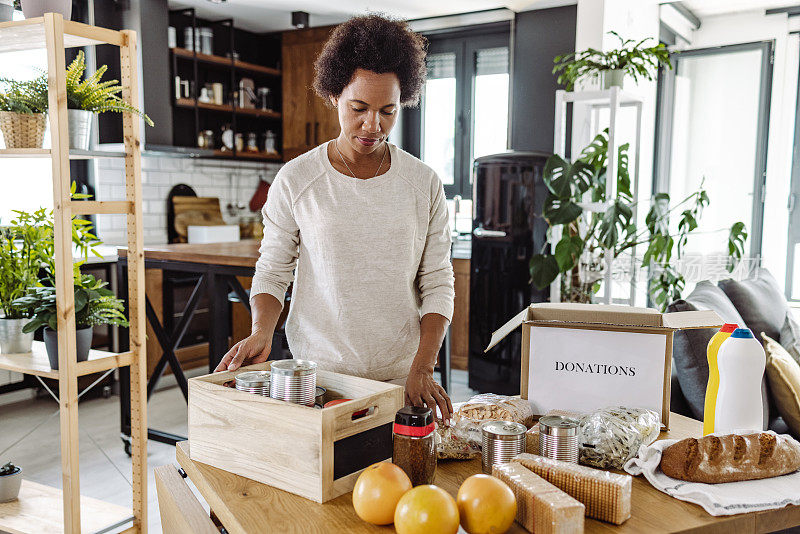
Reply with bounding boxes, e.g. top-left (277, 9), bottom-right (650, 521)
top-left (282, 27), bottom-right (339, 160)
